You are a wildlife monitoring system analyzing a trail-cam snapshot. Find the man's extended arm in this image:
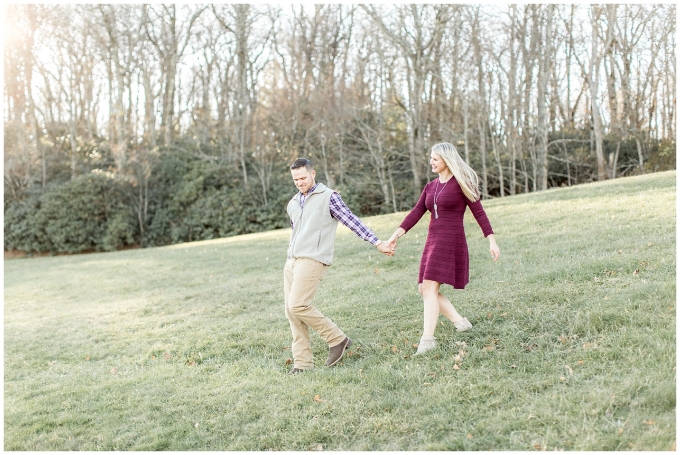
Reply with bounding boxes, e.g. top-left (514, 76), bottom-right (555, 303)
top-left (329, 192), bottom-right (379, 244)
top-left (329, 192), bottom-right (393, 256)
